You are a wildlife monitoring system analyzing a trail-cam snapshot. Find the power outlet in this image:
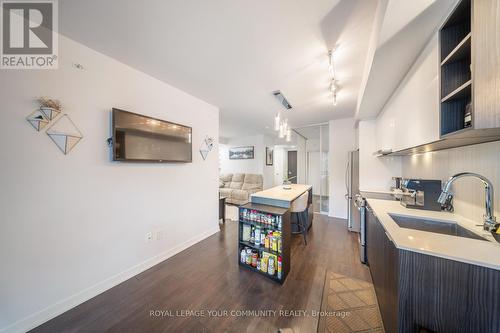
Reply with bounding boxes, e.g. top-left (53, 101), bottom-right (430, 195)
top-left (145, 232), bottom-right (153, 243)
